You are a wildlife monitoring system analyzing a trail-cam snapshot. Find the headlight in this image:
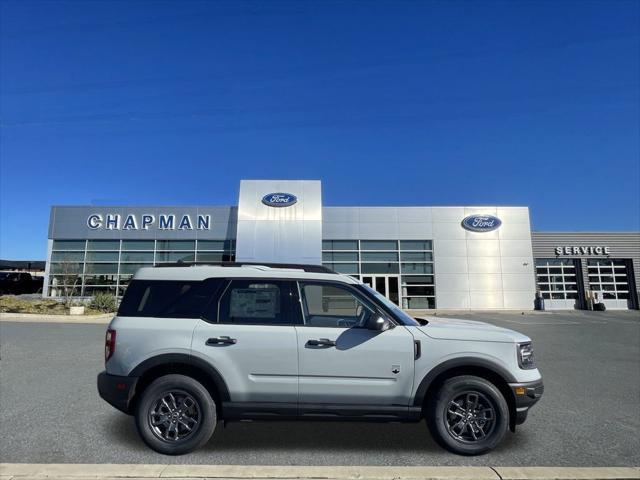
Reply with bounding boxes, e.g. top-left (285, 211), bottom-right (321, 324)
top-left (518, 342), bottom-right (536, 369)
